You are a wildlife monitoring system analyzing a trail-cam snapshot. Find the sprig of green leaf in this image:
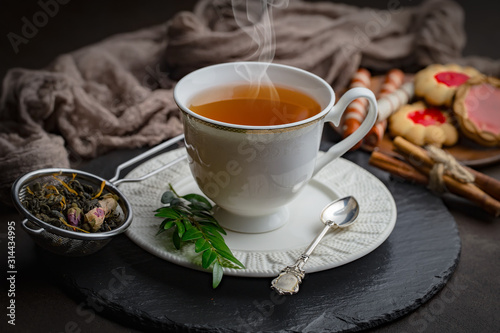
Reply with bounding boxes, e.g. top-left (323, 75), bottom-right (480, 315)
top-left (155, 184), bottom-right (245, 288)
